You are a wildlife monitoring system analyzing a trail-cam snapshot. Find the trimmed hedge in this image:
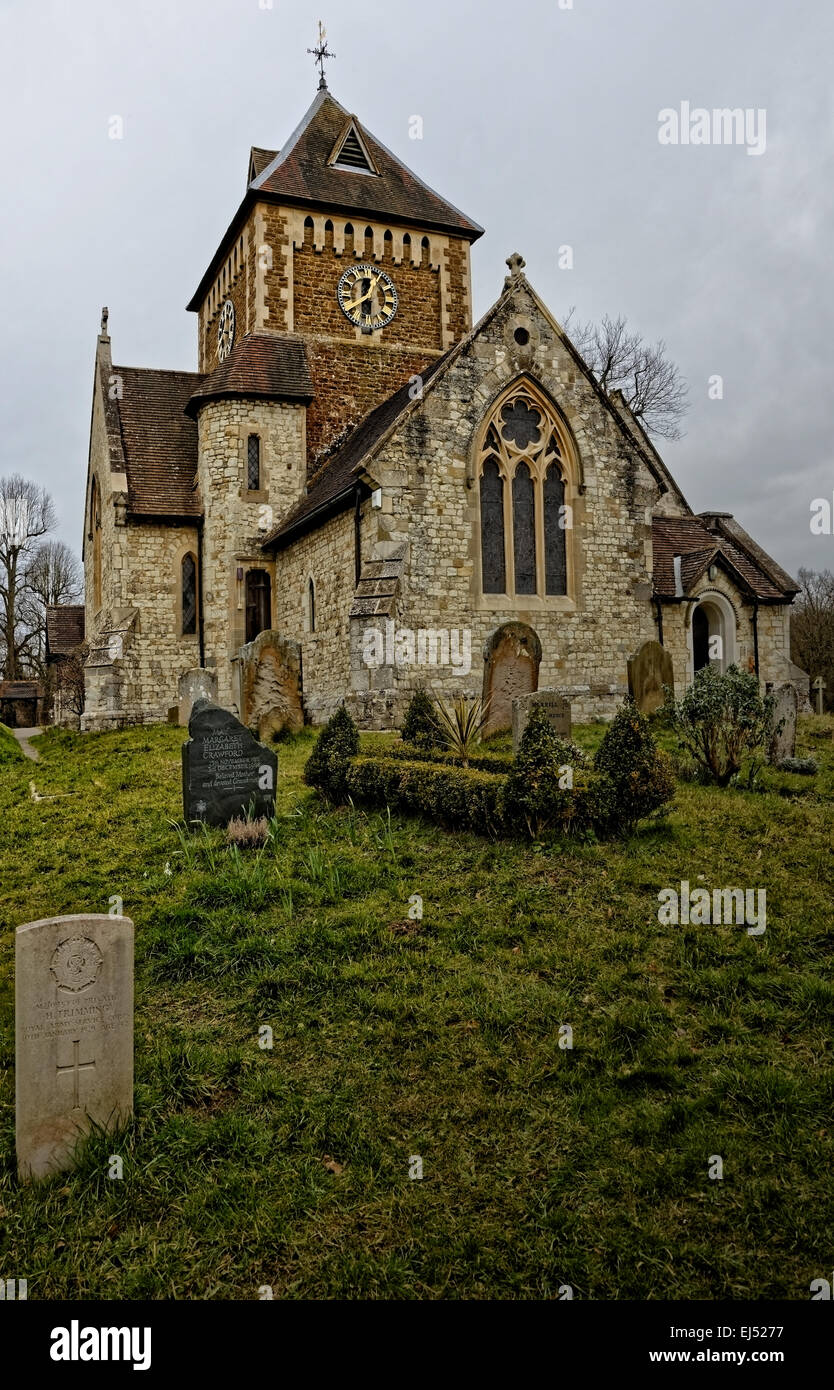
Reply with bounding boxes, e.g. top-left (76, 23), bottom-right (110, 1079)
top-left (346, 756), bottom-right (506, 836)
top-left (381, 740), bottom-right (514, 775)
top-left (400, 688), bottom-right (442, 750)
top-left (305, 699), bottom-right (675, 841)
